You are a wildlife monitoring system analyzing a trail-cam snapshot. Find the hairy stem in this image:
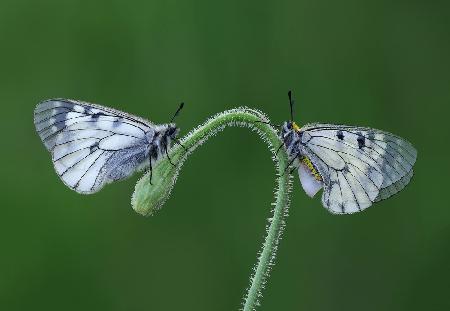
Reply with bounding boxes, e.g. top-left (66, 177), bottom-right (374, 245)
top-left (132, 108), bottom-right (292, 310)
